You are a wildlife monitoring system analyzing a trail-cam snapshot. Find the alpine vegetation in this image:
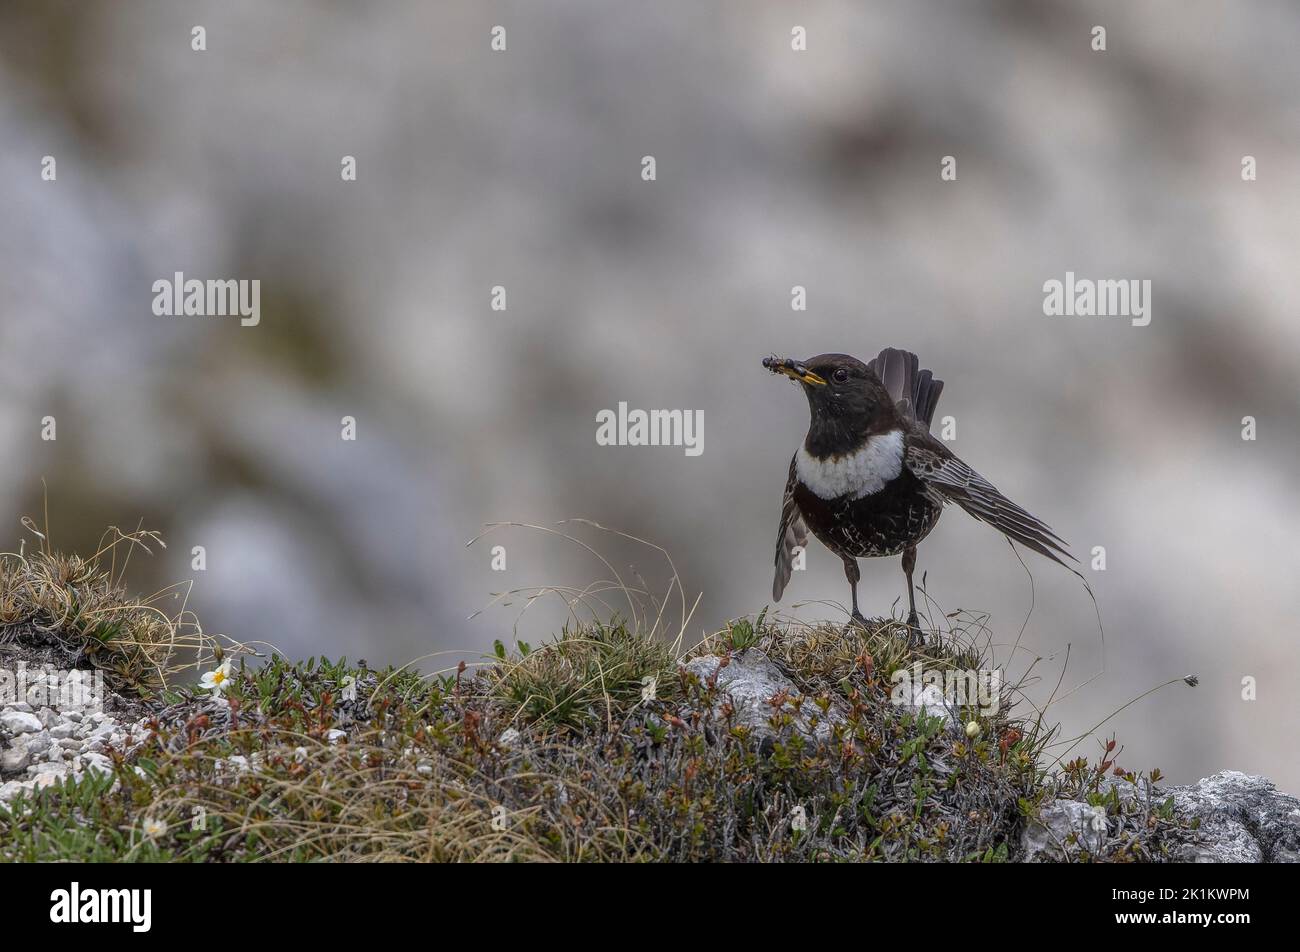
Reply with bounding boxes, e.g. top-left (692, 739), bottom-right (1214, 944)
top-left (0, 521), bottom-right (1276, 864)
